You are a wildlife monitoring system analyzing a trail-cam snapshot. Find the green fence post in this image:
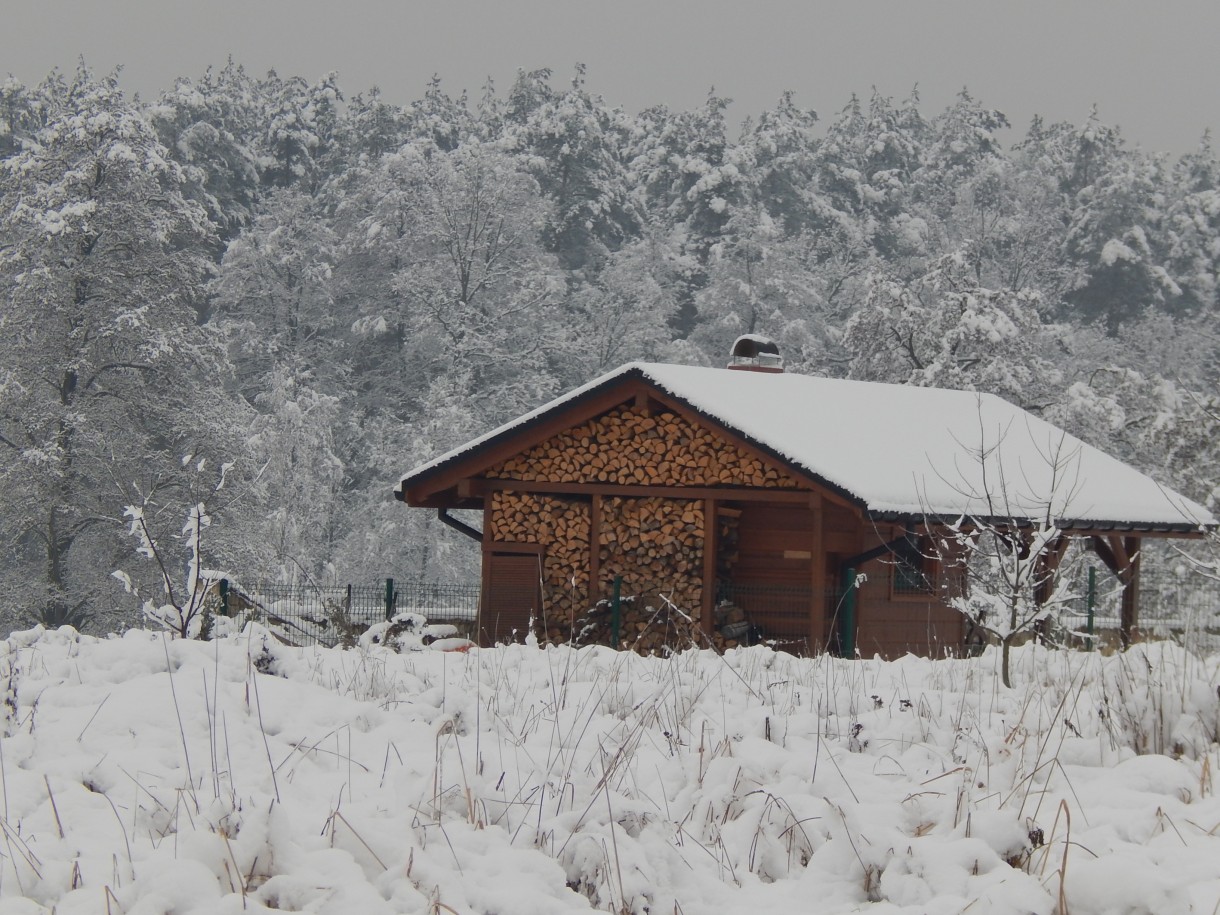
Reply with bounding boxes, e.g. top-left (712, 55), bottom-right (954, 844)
top-left (385, 578), bottom-right (396, 622)
top-left (219, 578), bottom-right (230, 617)
top-left (841, 568), bottom-right (858, 658)
top-left (1086, 567), bottom-right (1096, 651)
top-left (611, 575), bottom-right (622, 648)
